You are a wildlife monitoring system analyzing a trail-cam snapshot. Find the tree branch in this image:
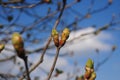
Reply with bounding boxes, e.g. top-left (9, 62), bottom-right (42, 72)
top-left (19, 0), bottom-right (66, 80)
top-left (46, 47), bottom-right (60, 80)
